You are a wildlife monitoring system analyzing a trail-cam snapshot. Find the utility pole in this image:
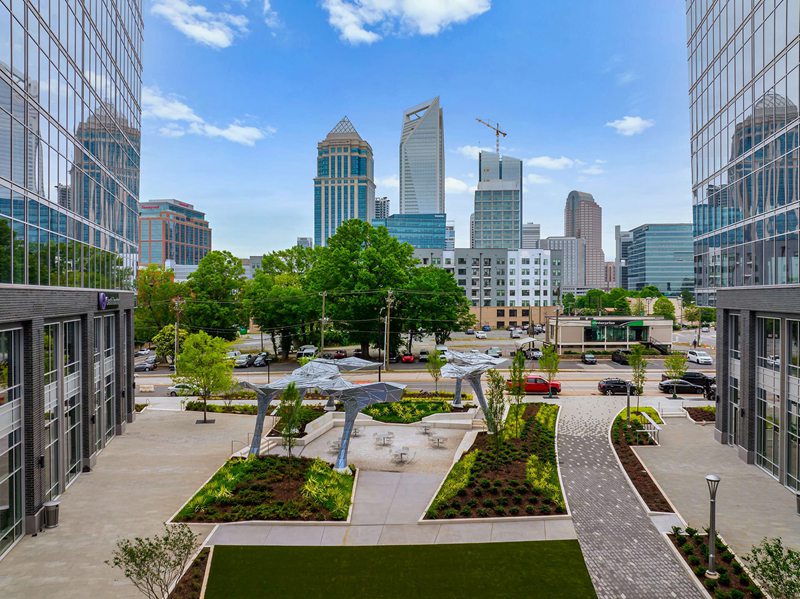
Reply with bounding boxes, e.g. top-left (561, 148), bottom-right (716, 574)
top-left (173, 296), bottom-right (184, 375)
top-left (383, 290), bottom-right (394, 371)
top-left (320, 291), bottom-right (327, 351)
